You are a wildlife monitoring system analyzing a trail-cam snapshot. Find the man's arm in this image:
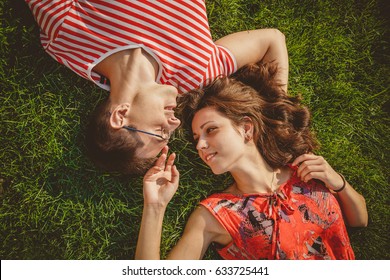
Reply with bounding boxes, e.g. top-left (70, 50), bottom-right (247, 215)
top-left (216, 28), bottom-right (289, 92)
